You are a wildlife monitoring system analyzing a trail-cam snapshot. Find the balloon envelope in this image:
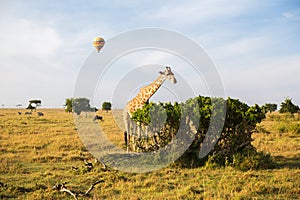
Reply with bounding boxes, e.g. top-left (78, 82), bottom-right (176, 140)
top-left (93, 37), bottom-right (105, 52)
